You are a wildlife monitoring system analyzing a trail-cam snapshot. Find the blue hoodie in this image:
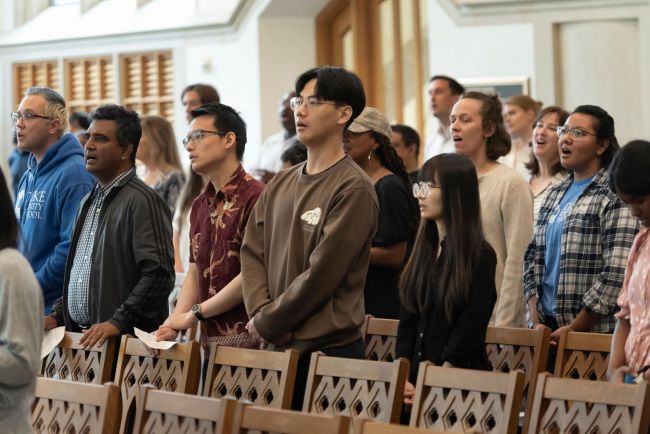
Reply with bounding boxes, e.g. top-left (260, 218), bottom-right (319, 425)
top-left (14, 133), bottom-right (95, 313)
